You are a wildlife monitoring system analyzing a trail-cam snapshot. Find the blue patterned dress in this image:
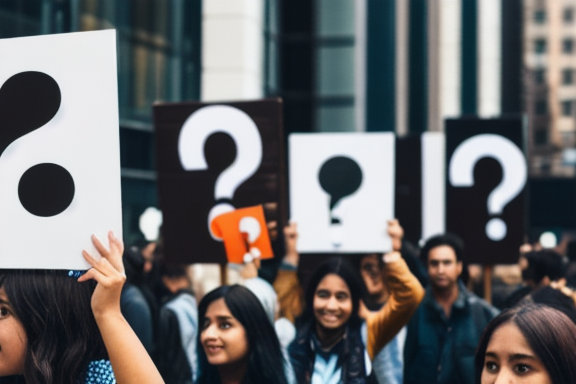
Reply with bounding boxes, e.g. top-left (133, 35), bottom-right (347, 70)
top-left (85, 360), bottom-right (116, 384)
